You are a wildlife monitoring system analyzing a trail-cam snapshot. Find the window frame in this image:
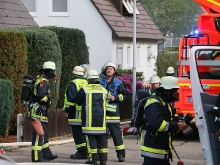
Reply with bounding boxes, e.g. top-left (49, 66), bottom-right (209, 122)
top-left (49, 0), bottom-right (69, 17)
top-left (21, 0), bottom-right (38, 17)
